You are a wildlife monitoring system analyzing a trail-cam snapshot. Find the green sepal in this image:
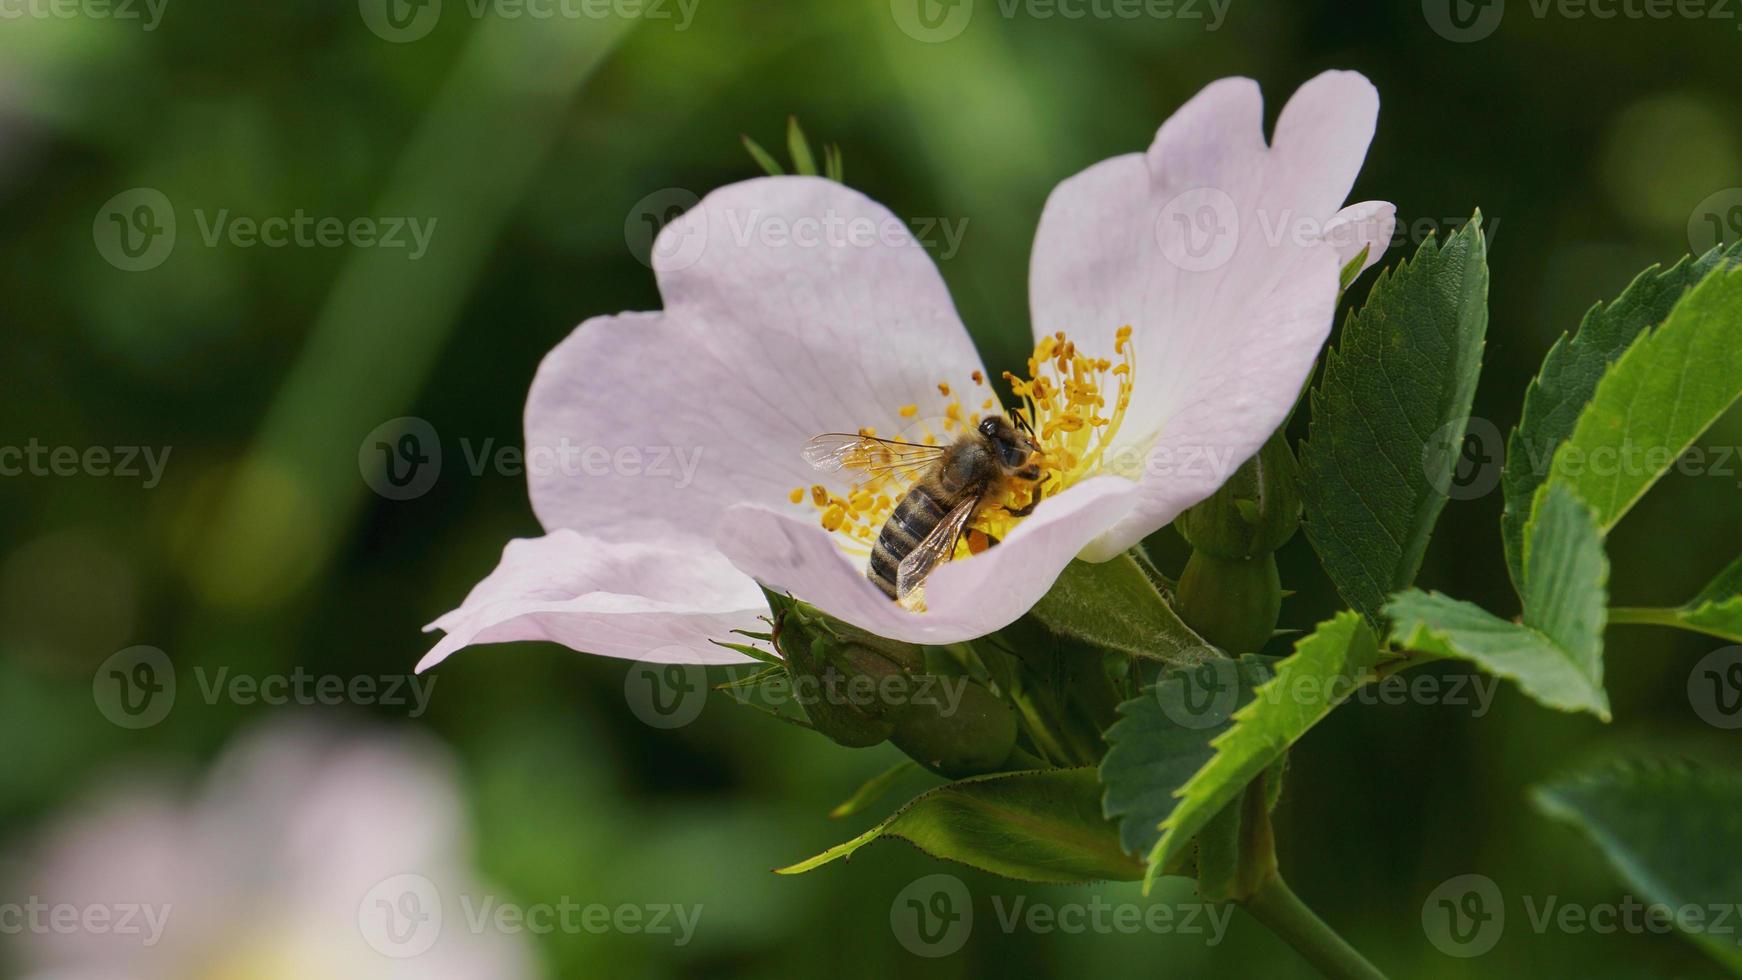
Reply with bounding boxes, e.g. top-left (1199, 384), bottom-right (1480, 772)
top-left (1028, 555), bottom-right (1217, 665)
